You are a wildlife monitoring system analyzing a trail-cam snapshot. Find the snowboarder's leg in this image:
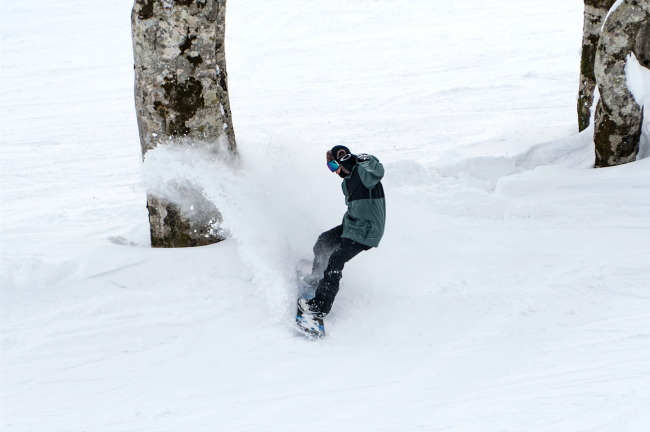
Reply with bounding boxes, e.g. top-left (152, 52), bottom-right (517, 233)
top-left (310, 225), bottom-right (343, 280)
top-left (310, 238), bottom-right (371, 315)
